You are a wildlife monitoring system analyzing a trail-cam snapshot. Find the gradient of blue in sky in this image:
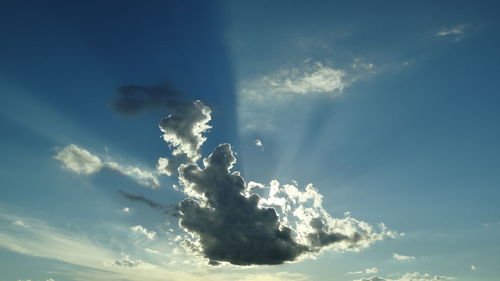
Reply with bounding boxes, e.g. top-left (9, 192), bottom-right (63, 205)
top-left (0, 1), bottom-right (499, 281)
